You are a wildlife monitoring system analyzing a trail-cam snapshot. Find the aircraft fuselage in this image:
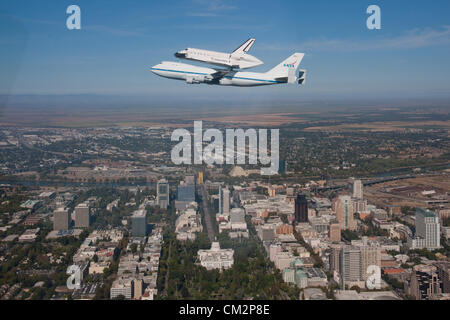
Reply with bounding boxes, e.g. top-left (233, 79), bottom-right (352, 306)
top-left (151, 61), bottom-right (283, 87)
